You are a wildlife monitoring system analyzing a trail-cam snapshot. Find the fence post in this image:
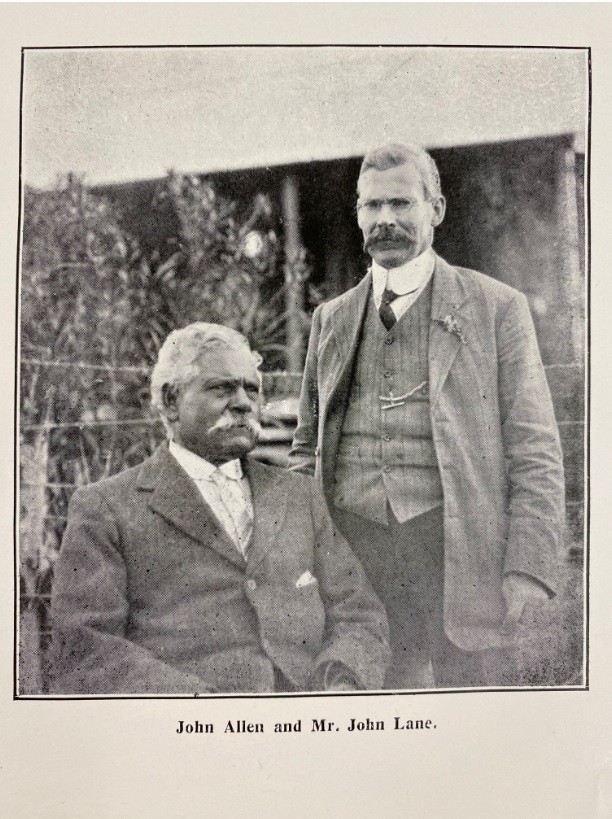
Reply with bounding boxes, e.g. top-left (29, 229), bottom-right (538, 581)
top-left (19, 384), bottom-right (55, 694)
top-left (19, 434), bottom-right (48, 694)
